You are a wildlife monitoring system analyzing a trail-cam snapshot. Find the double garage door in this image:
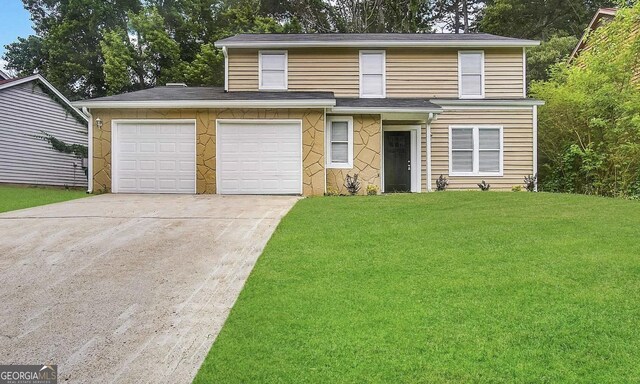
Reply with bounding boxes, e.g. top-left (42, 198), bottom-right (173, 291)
top-left (112, 120), bottom-right (302, 194)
